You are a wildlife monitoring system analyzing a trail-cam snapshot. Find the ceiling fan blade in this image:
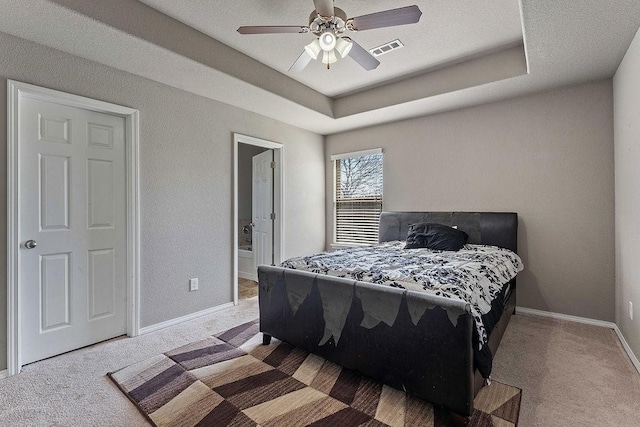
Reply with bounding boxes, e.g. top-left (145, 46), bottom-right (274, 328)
top-left (237, 26), bottom-right (309, 34)
top-left (346, 38), bottom-right (380, 71)
top-left (313, 0), bottom-right (334, 17)
top-left (288, 51), bottom-right (313, 73)
top-left (349, 5), bottom-right (422, 31)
